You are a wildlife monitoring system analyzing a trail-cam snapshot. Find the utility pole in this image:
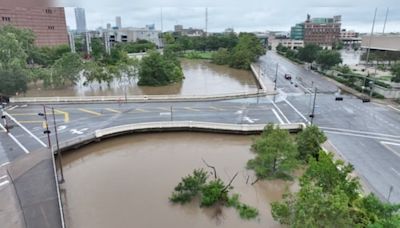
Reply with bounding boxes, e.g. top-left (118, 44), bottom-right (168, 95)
top-left (205, 7), bottom-right (208, 37)
top-left (52, 108), bottom-right (64, 183)
top-left (160, 8), bottom-right (163, 33)
top-left (1, 103), bottom-right (8, 132)
top-left (274, 63), bottom-right (278, 91)
top-left (363, 8), bottom-right (377, 94)
top-left (382, 8), bottom-right (389, 34)
top-left (42, 105), bottom-right (52, 149)
top-left (310, 88), bottom-right (317, 125)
